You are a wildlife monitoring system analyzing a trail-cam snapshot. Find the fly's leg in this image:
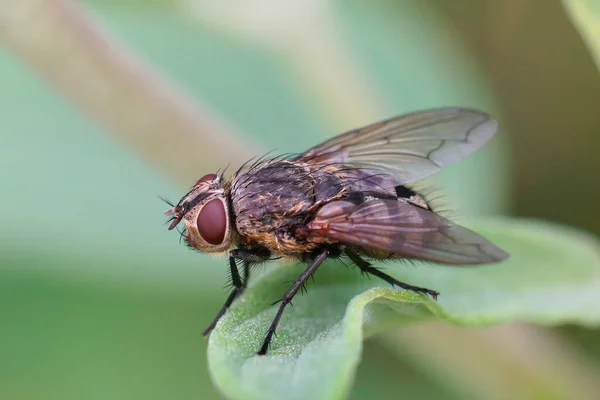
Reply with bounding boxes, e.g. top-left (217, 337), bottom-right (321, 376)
top-left (202, 256), bottom-right (245, 337)
top-left (346, 250), bottom-right (439, 300)
top-left (202, 248), bottom-right (270, 337)
top-left (258, 249), bottom-right (329, 355)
